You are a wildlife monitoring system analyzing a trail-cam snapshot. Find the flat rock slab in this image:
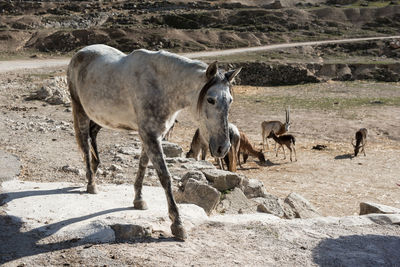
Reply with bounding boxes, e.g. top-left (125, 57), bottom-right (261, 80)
top-left (1, 180), bottom-right (400, 249)
top-left (0, 150), bottom-right (20, 182)
top-left (0, 180), bottom-right (208, 244)
top-left (360, 202), bottom-right (400, 215)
